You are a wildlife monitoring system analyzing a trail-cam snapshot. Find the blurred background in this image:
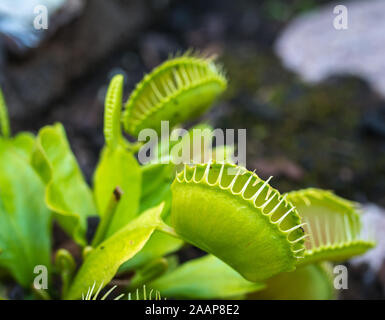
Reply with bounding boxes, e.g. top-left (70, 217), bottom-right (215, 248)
top-left (1, 0), bottom-right (385, 299)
